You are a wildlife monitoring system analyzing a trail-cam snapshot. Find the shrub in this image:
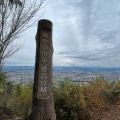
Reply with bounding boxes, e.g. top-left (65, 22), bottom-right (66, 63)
top-left (105, 80), bottom-right (120, 104)
top-left (54, 77), bottom-right (120, 120)
top-left (0, 74), bottom-right (120, 120)
top-left (7, 82), bottom-right (33, 117)
top-left (0, 73), bottom-right (33, 118)
top-left (54, 79), bottom-right (79, 120)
